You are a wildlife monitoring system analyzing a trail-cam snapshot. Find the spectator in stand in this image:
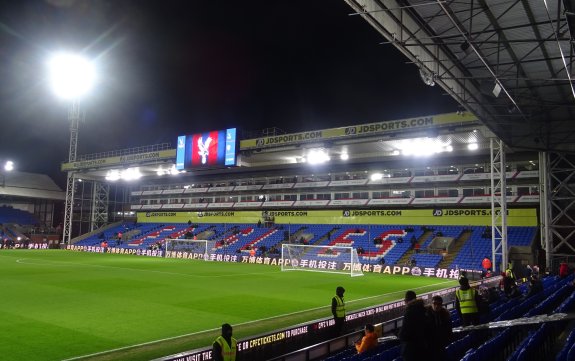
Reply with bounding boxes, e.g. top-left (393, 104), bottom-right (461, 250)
top-left (259, 245), bottom-right (267, 255)
top-left (455, 276), bottom-right (482, 326)
top-left (481, 257), bottom-right (492, 271)
top-left (560, 262), bottom-right (569, 278)
top-left (354, 324), bottom-right (378, 354)
top-left (524, 265), bottom-right (533, 282)
top-left (249, 247), bottom-right (256, 258)
top-left (500, 271), bottom-right (515, 296)
top-left (100, 240), bottom-right (108, 253)
top-left (213, 323), bottom-right (237, 361)
top-left (398, 290), bottom-right (431, 361)
top-left (331, 286), bottom-right (346, 337)
top-left (525, 276), bottom-right (543, 298)
top-left (532, 265), bottom-right (540, 277)
top-left (426, 295), bottom-right (453, 361)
